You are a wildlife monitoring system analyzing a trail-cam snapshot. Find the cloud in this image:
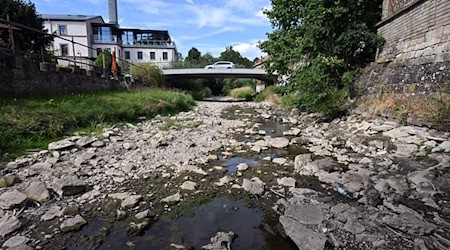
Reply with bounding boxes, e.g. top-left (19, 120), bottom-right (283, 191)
top-left (180, 26), bottom-right (244, 41)
top-left (122, 0), bottom-right (169, 14)
top-left (186, 0), bottom-right (194, 4)
top-left (233, 41), bottom-right (266, 59)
